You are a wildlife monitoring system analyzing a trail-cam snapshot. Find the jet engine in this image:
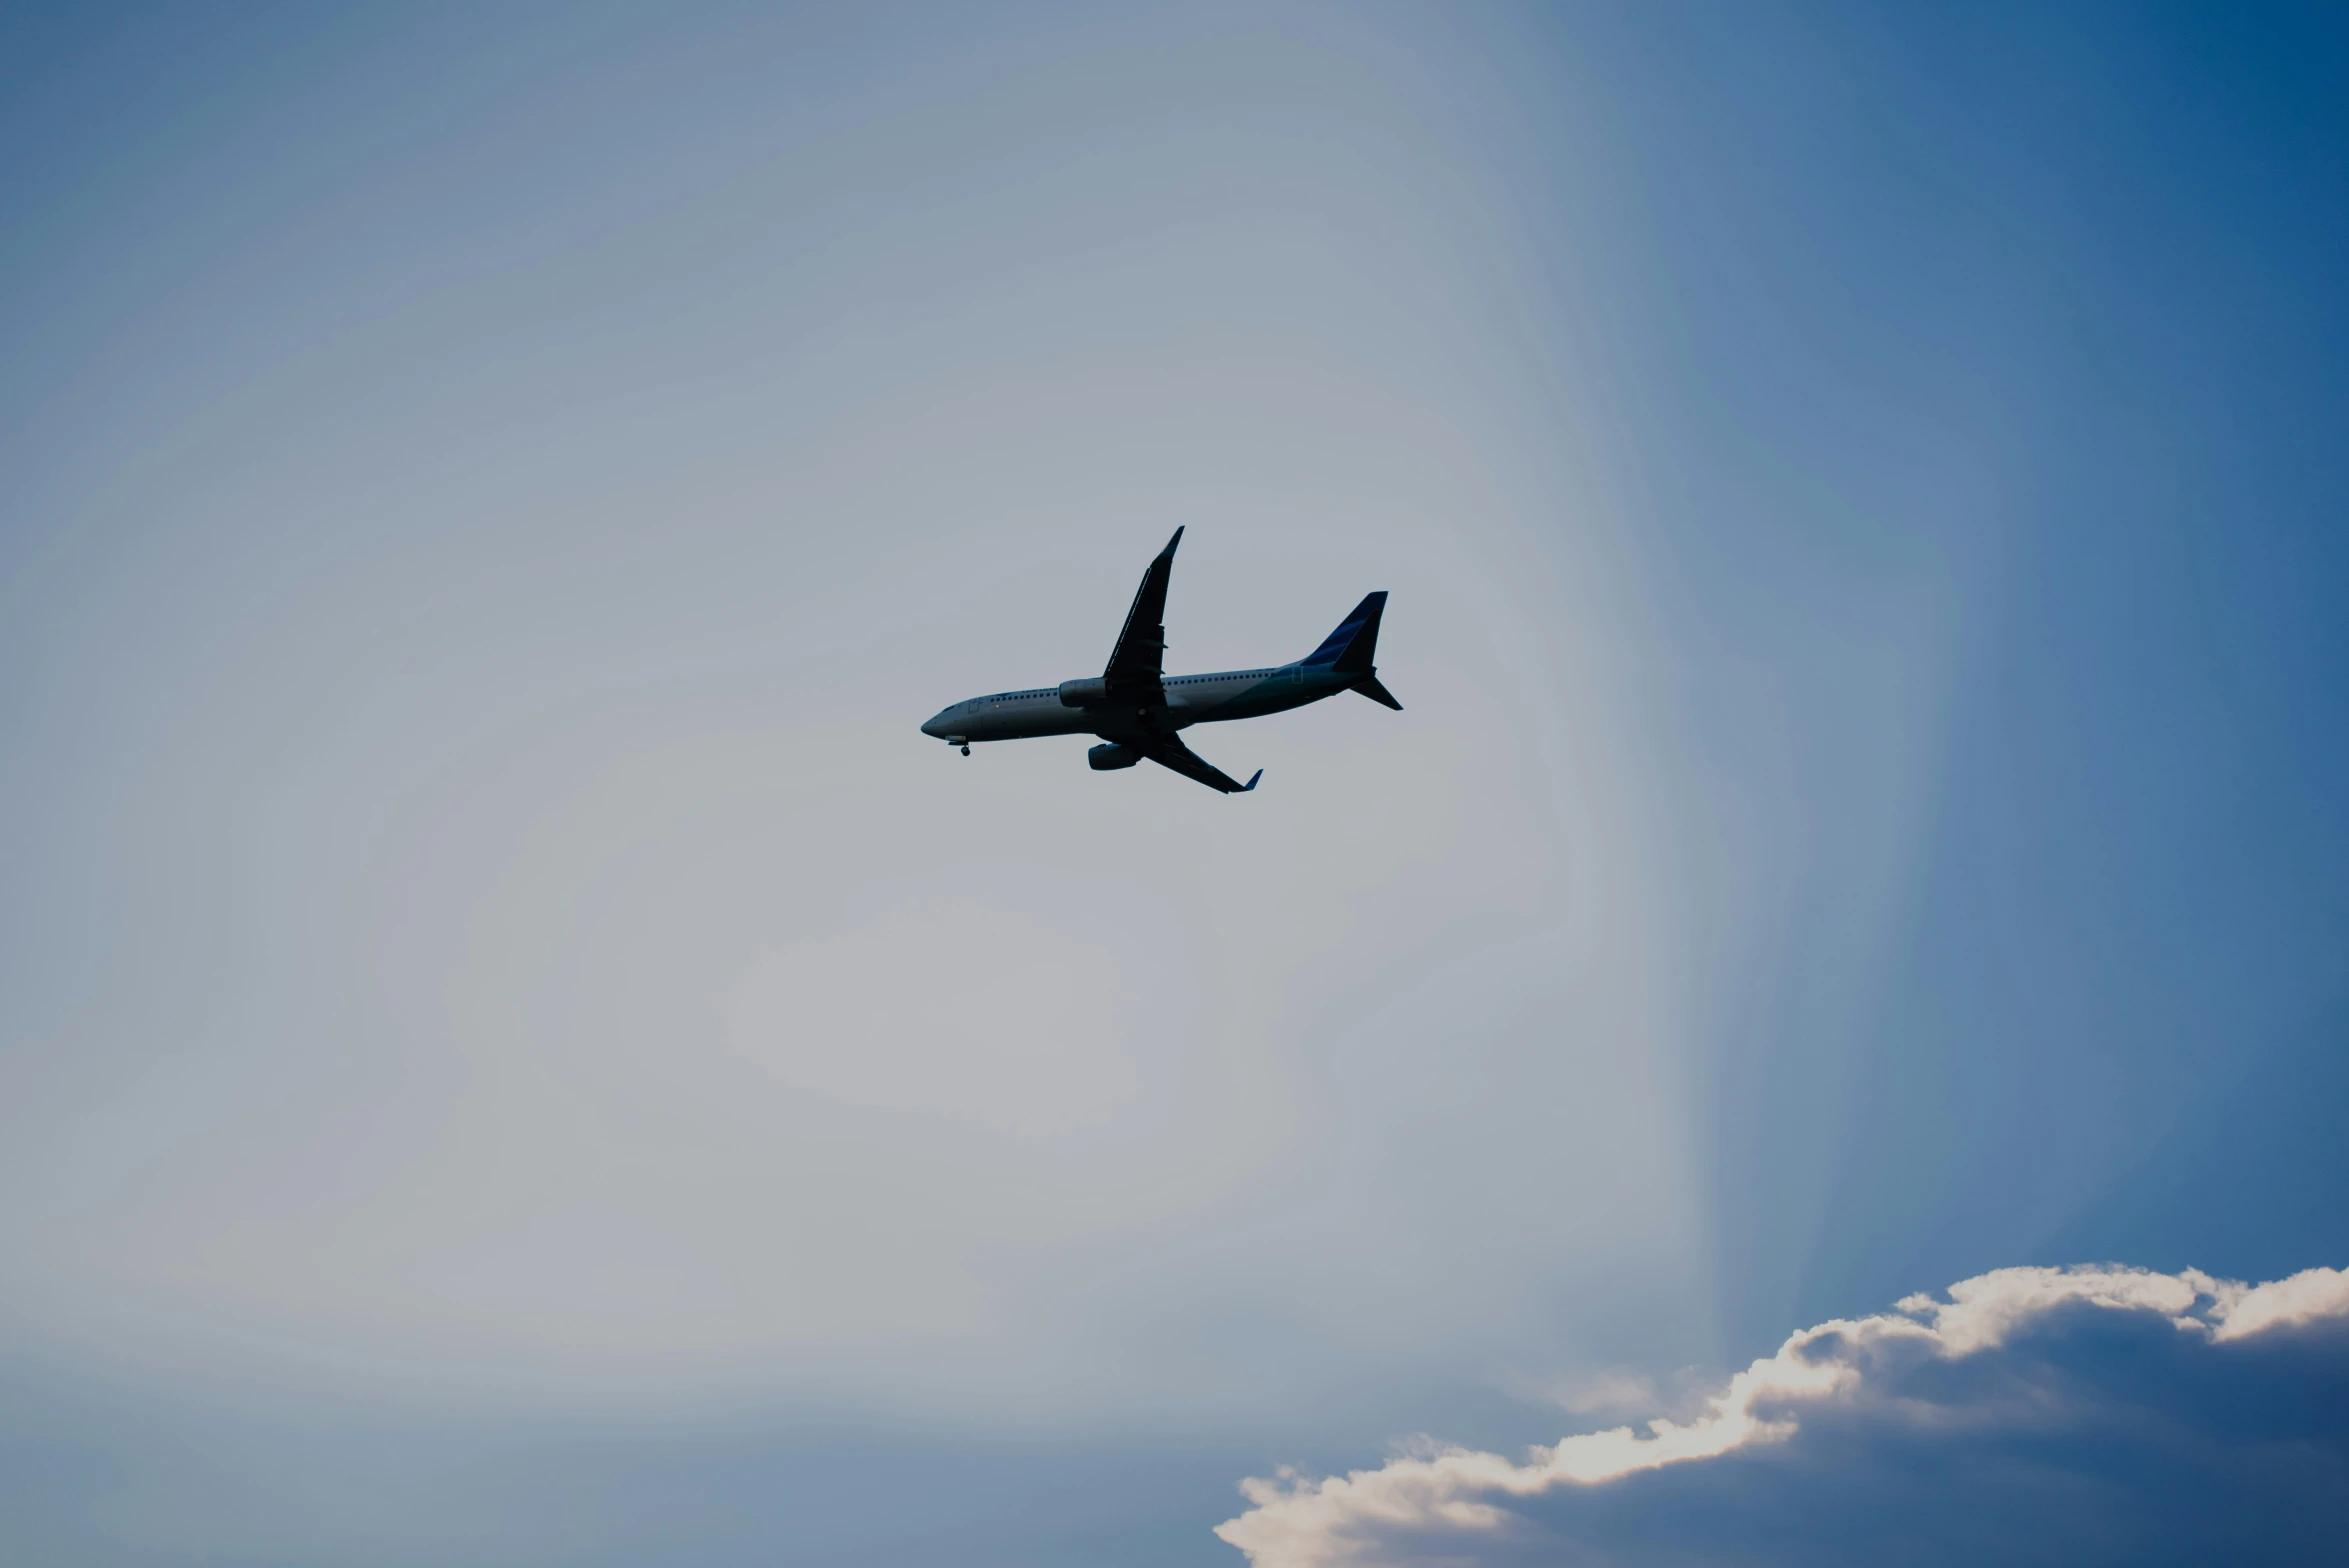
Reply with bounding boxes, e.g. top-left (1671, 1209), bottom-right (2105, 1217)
top-left (1088, 742), bottom-right (1143, 771)
top-left (1059, 677), bottom-right (1111, 707)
